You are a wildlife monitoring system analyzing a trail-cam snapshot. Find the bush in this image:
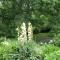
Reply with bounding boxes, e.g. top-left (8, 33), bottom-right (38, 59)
top-left (40, 44), bottom-right (60, 55)
top-left (19, 41), bottom-right (43, 60)
top-left (44, 50), bottom-right (60, 60)
top-left (0, 40), bottom-right (60, 60)
top-left (0, 40), bottom-right (19, 60)
top-left (53, 34), bottom-right (60, 46)
top-left (0, 40), bottom-right (43, 60)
